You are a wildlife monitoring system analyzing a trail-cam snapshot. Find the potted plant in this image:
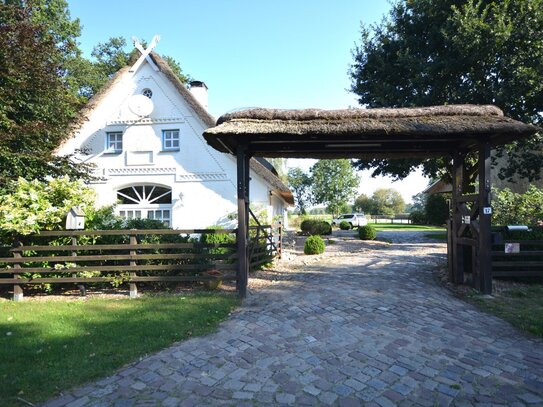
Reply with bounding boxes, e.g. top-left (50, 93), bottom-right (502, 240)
top-left (202, 269), bottom-right (223, 290)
